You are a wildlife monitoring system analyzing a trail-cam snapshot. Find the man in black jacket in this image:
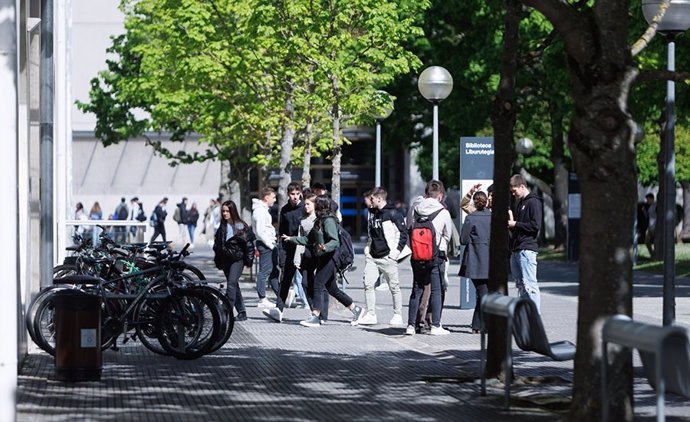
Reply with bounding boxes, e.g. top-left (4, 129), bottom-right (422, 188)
top-left (357, 187), bottom-right (409, 326)
top-left (508, 174), bottom-right (543, 313)
top-left (264, 182), bottom-right (304, 322)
